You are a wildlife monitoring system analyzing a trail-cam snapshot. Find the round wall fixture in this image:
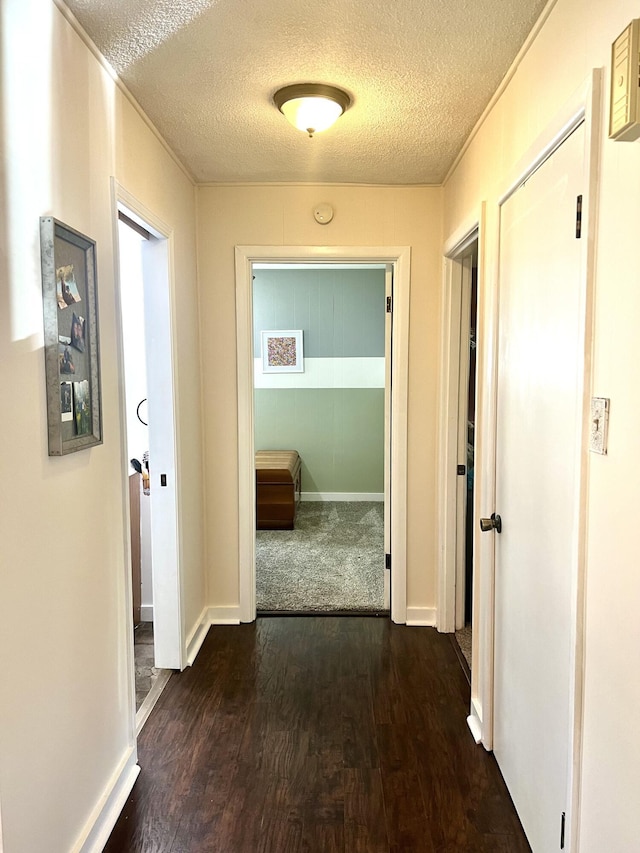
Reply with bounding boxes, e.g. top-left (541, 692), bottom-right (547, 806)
top-left (313, 203), bottom-right (334, 224)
